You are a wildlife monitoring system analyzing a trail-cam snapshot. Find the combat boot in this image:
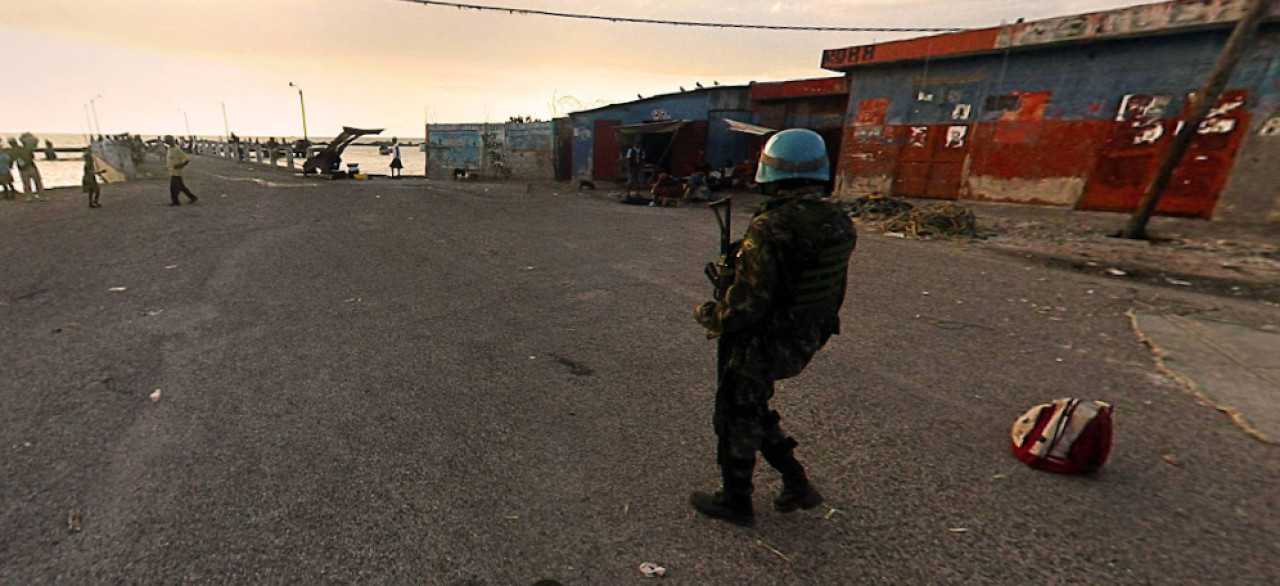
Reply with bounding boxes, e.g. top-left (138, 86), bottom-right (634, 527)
top-left (689, 489), bottom-right (754, 526)
top-left (690, 456), bottom-right (755, 526)
top-left (773, 481), bottom-right (823, 513)
top-left (762, 438), bottom-right (824, 513)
